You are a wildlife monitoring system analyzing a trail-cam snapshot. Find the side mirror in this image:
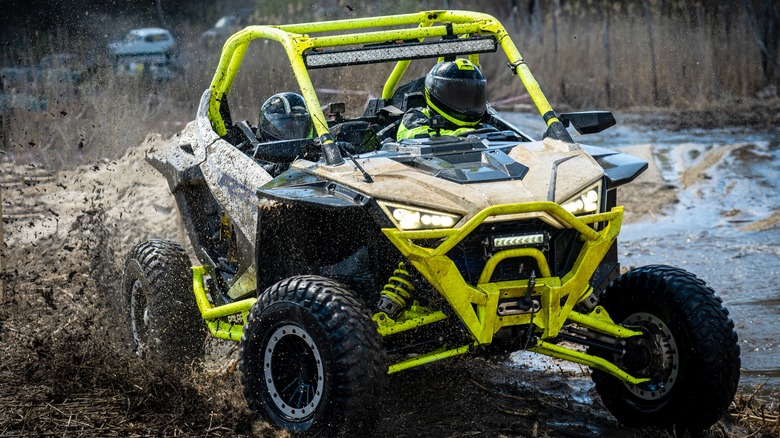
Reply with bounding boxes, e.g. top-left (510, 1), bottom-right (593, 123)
top-left (559, 111), bottom-right (616, 135)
